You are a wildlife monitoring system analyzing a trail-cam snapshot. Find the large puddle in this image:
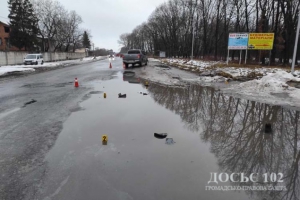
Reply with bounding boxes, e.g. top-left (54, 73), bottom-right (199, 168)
top-left (38, 71), bottom-right (300, 200)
